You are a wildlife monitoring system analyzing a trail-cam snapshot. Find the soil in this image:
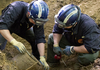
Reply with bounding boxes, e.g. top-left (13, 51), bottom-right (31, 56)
top-left (0, 0), bottom-right (100, 70)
